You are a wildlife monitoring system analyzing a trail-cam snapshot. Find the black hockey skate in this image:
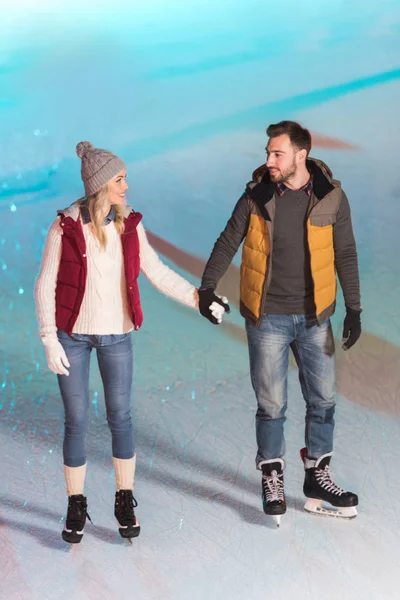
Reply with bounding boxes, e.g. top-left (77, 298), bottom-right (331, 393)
top-left (261, 459), bottom-right (286, 527)
top-left (115, 490), bottom-right (141, 541)
top-left (300, 448), bottom-right (358, 519)
top-left (62, 494), bottom-right (92, 544)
